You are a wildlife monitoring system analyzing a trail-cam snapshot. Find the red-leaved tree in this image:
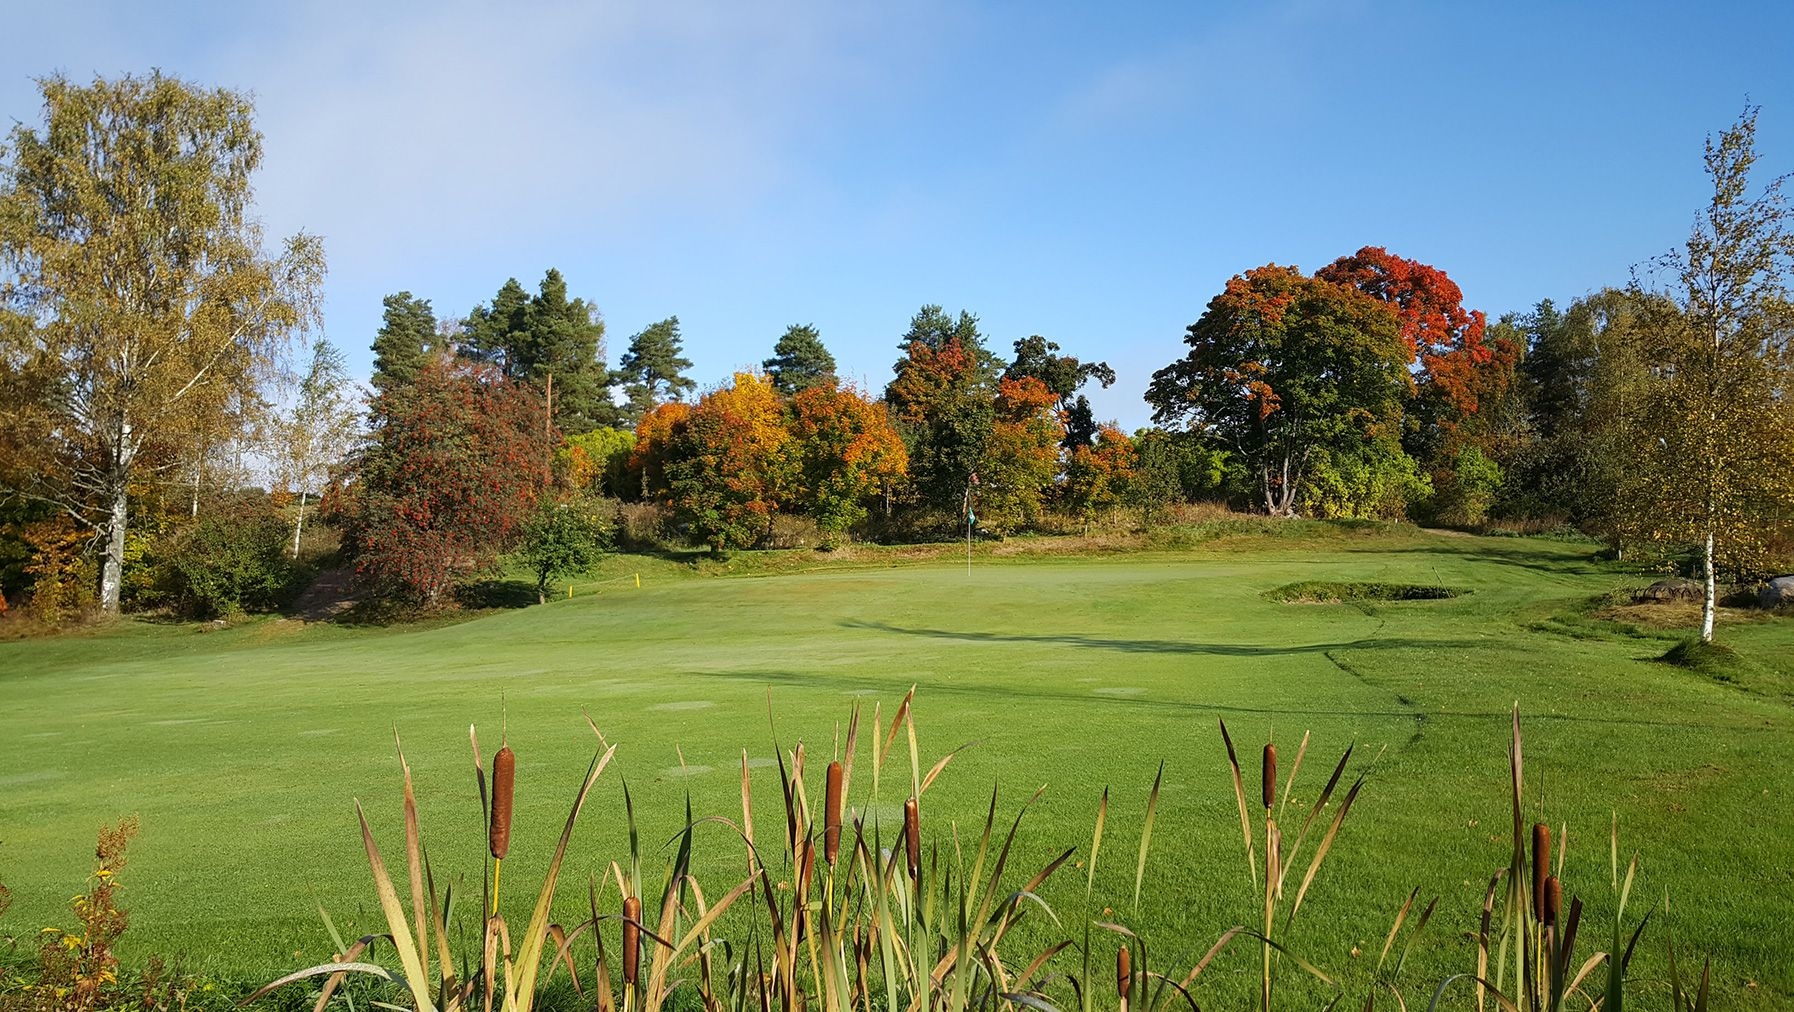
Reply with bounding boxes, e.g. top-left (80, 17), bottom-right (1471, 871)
top-left (335, 357), bottom-right (548, 603)
top-left (1317, 247), bottom-right (1520, 455)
